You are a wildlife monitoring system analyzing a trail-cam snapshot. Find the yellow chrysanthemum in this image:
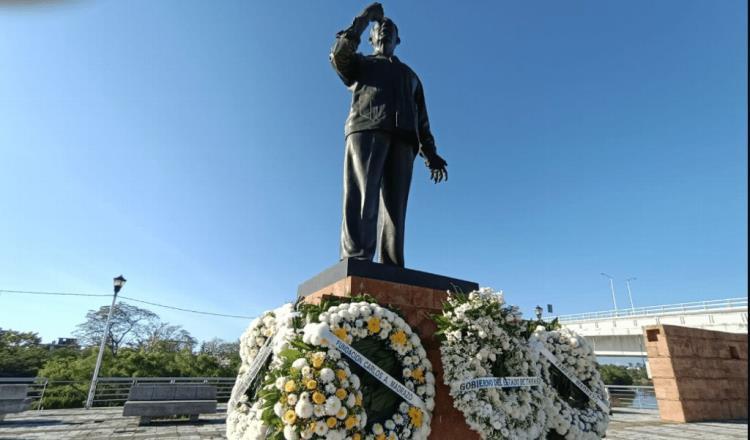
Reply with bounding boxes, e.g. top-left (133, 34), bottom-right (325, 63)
top-left (355, 392), bottom-right (363, 406)
top-left (388, 433), bottom-right (397, 440)
top-left (412, 367), bottom-right (425, 383)
top-left (311, 353), bottom-right (325, 369)
top-left (337, 407), bottom-right (347, 419)
top-left (336, 369), bottom-right (348, 381)
top-left (283, 409), bottom-right (297, 425)
top-left (367, 317), bottom-right (381, 334)
top-left (376, 434), bottom-right (386, 440)
top-left (352, 433), bottom-right (362, 440)
top-left (312, 391), bottom-right (326, 405)
top-left (284, 380), bottom-right (297, 393)
top-left (335, 388), bottom-right (347, 400)
top-left (306, 379), bottom-right (318, 390)
top-left (390, 330), bottom-right (407, 346)
top-left (408, 406), bottom-right (423, 427)
top-left (333, 327), bottom-right (348, 340)
top-left (345, 415), bottom-right (358, 430)
top-left (326, 417), bottom-right (337, 428)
